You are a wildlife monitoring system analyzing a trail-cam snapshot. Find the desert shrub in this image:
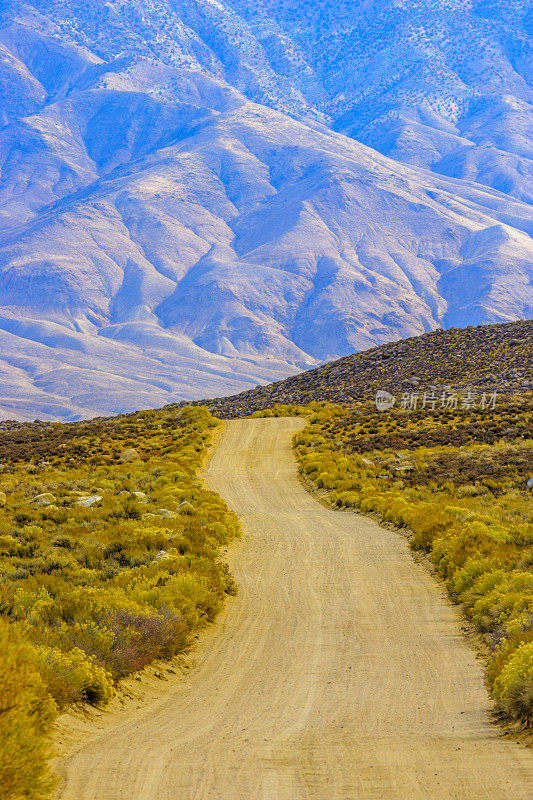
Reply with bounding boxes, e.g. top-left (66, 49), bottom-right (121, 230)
top-left (34, 646), bottom-right (114, 709)
top-left (408, 506), bottom-right (454, 552)
top-left (51, 535), bottom-right (76, 549)
top-left (493, 642), bottom-right (533, 725)
top-left (447, 558), bottom-right (499, 601)
top-left (122, 497), bottom-right (142, 519)
top-left (456, 483), bottom-right (489, 498)
top-left (106, 608), bottom-right (188, 677)
top-left (0, 619), bottom-right (57, 800)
